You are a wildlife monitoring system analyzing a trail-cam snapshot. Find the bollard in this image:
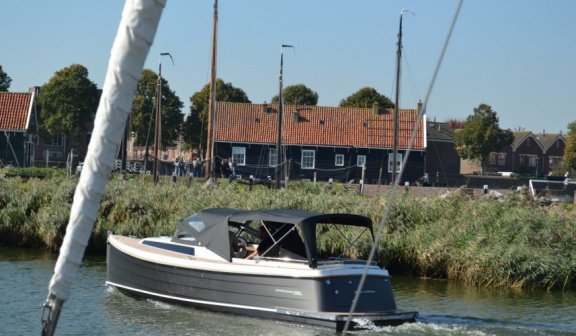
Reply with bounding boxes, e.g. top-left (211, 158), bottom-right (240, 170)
top-left (483, 184), bottom-right (488, 194)
top-left (404, 181), bottom-right (409, 191)
top-left (328, 178), bottom-right (333, 191)
top-left (249, 175), bottom-right (254, 191)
